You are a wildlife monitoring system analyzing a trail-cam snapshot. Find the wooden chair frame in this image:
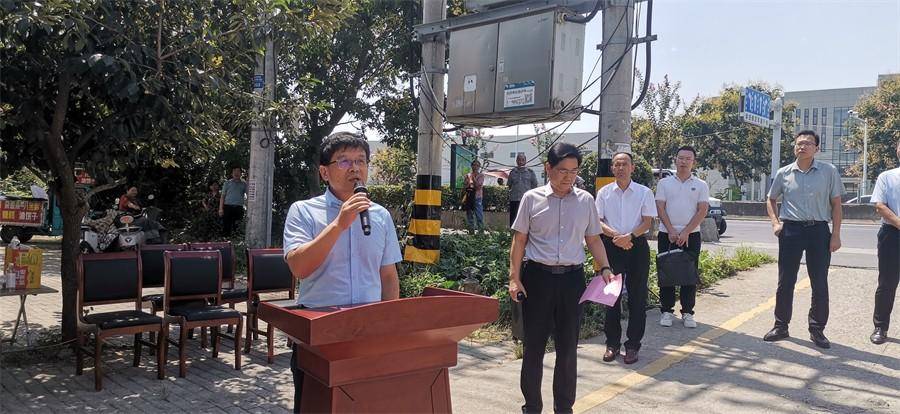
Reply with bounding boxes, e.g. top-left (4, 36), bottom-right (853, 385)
top-left (244, 248), bottom-right (296, 363)
top-left (76, 251), bottom-right (167, 391)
